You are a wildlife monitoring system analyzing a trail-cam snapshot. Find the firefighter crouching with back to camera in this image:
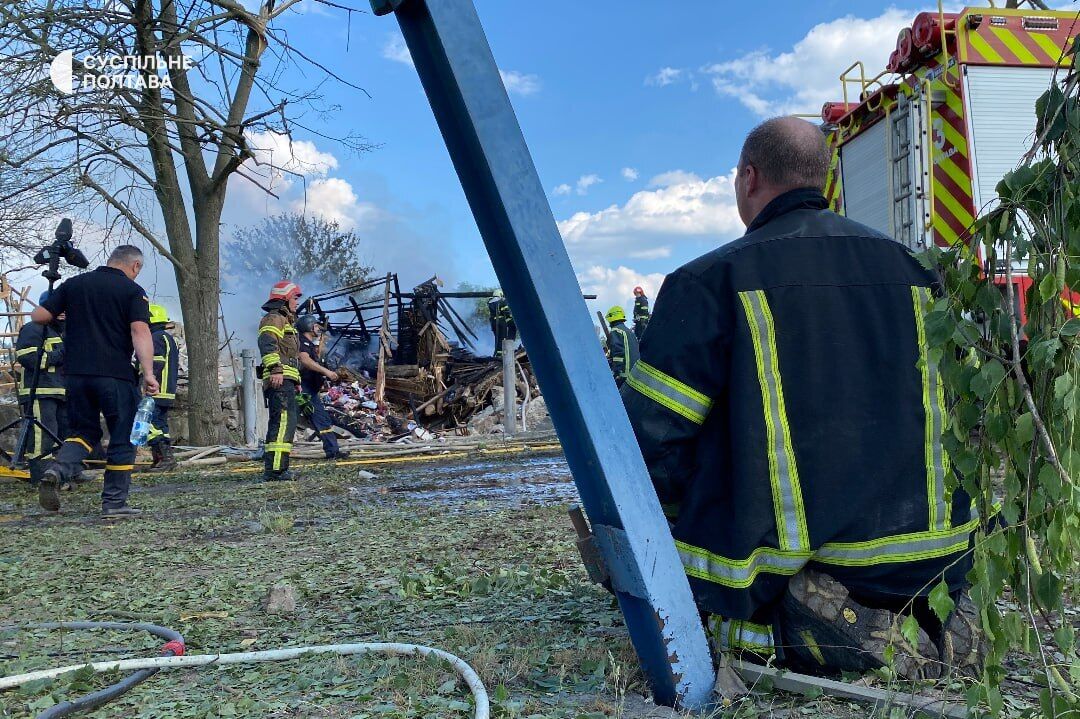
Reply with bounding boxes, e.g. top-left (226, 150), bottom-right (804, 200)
top-left (141, 303), bottom-right (179, 471)
top-left (603, 305), bottom-right (638, 388)
top-left (622, 117), bottom-right (984, 679)
top-left (296, 314), bottom-right (350, 461)
top-left (258, 281), bottom-right (303, 482)
top-left (15, 291), bottom-right (67, 488)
